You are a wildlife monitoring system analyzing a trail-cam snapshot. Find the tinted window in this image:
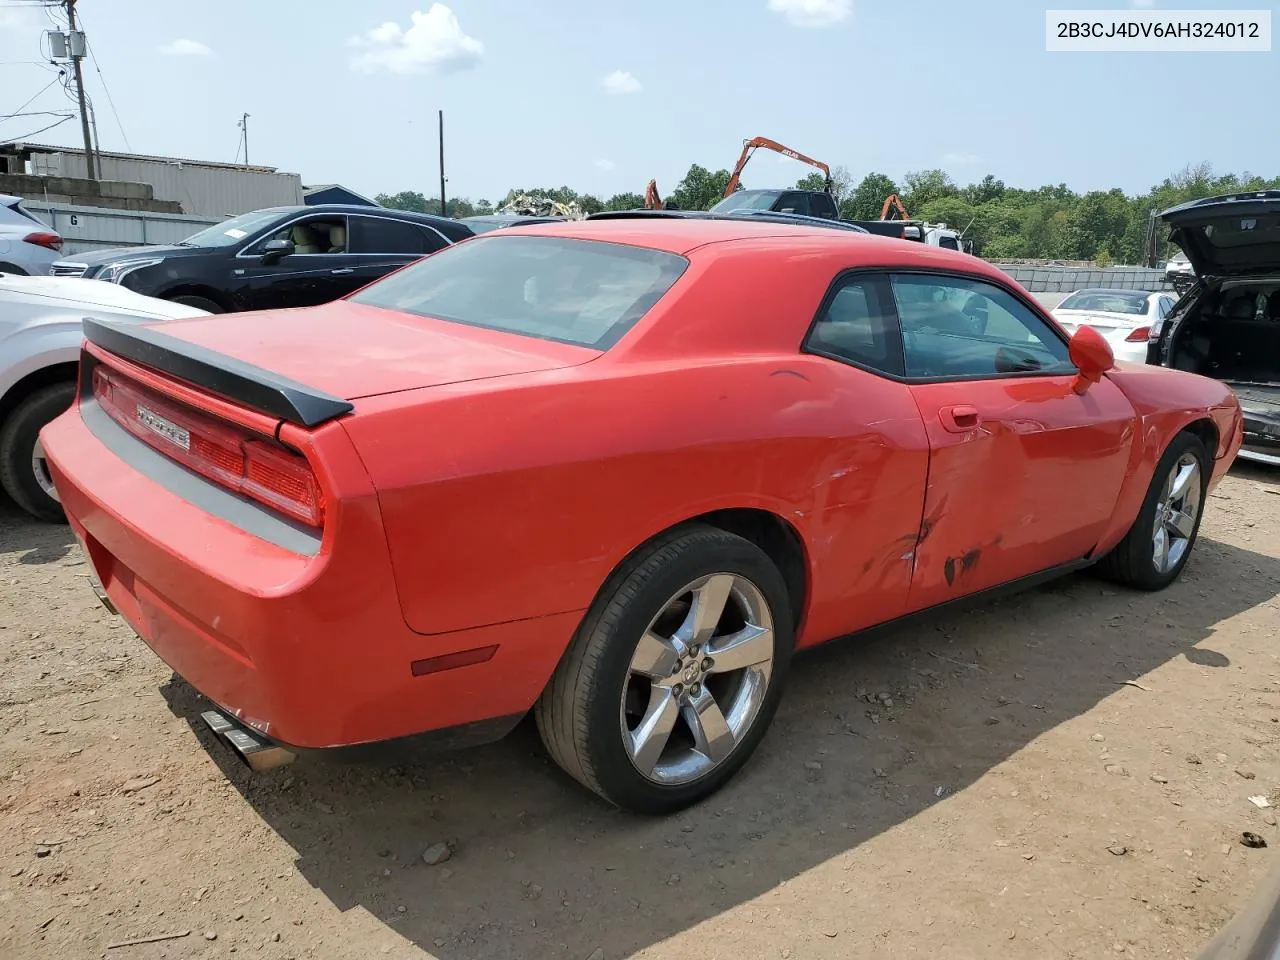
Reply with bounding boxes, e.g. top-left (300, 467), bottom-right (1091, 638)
top-left (350, 216), bottom-right (444, 255)
top-left (892, 273), bottom-right (1073, 379)
top-left (938, 236), bottom-right (959, 251)
top-left (775, 192), bottom-right (811, 217)
top-left (805, 275), bottom-right (903, 377)
top-left (349, 235), bottom-right (688, 350)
